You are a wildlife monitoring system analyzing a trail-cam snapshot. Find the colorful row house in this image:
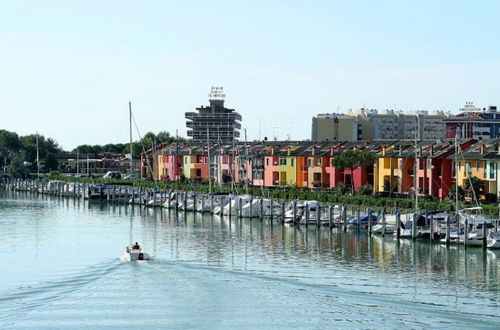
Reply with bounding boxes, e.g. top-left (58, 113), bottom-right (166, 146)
top-left (143, 138), bottom-right (500, 202)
